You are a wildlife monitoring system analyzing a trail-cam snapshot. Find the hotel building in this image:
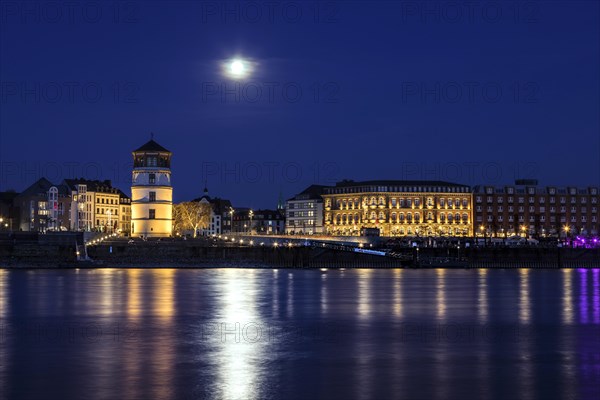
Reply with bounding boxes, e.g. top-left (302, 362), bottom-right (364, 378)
top-left (323, 180), bottom-right (473, 237)
top-left (473, 180), bottom-right (599, 238)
